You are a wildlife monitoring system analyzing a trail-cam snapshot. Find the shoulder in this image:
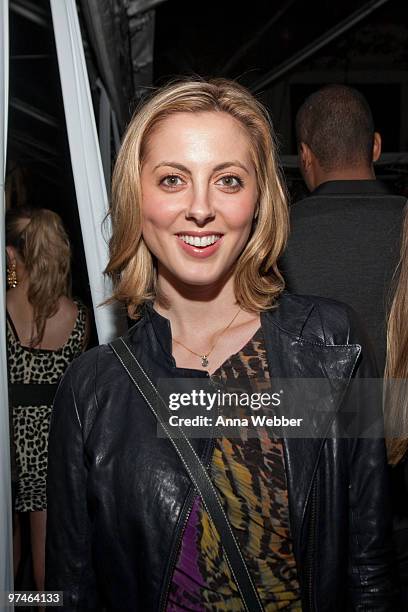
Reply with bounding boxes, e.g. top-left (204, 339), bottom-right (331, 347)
top-left (53, 342), bottom-right (123, 436)
top-left (58, 295), bottom-right (79, 317)
top-left (287, 196), bottom-right (327, 225)
top-left (289, 197), bottom-right (312, 214)
top-left (291, 196), bottom-right (310, 208)
top-left (266, 291), bottom-right (370, 348)
top-left (61, 342), bottom-right (117, 390)
top-left (54, 317), bottom-right (151, 430)
top-left (67, 297), bottom-right (90, 327)
top-left (60, 318), bottom-right (145, 394)
top-left (386, 195), bottom-right (408, 209)
top-left (265, 292), bottom-right (379, 375)
top-left (290, 192), bottom-right (407, 213)
top-left (57, 296), bottom-right (90, 321)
